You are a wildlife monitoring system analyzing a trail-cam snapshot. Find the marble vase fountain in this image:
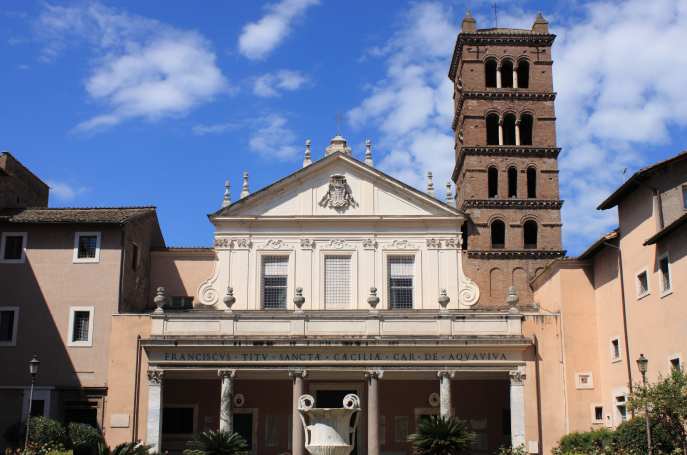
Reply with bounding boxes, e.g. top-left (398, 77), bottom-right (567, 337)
top-left (298, 393), bottom-right (361, 455)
